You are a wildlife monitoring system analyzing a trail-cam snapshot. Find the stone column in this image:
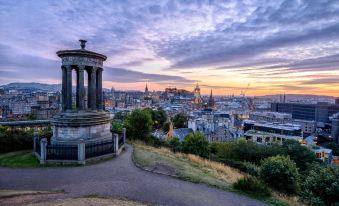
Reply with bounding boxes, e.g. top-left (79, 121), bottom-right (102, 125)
top-left (114, 133), bottom-right (119, 155)
top-left (65, 65), bottom-right (73, 111)
top-left (77, 139), bottom-right (85, 165)
top-left (40, 138), bottom-right (47, 164)
top-left (96, 68), bottom-right (103, 110)
top-left (88, 67), bottom-right (97, 110)
top-left (61, 66), bottom-right (67, 111)
top-left (76, 66), bottom-right (85, 111)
